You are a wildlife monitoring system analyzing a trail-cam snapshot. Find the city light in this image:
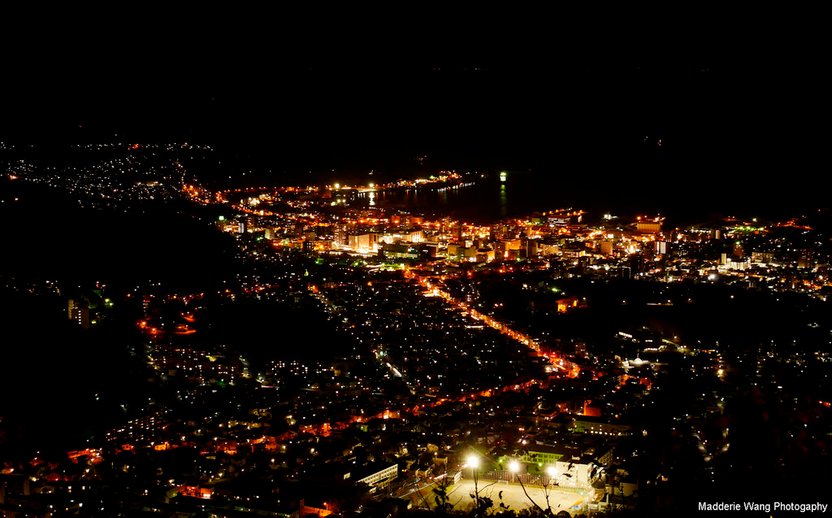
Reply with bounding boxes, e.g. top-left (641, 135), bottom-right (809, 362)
top-left (4, 130), bottom-right (829, 516)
